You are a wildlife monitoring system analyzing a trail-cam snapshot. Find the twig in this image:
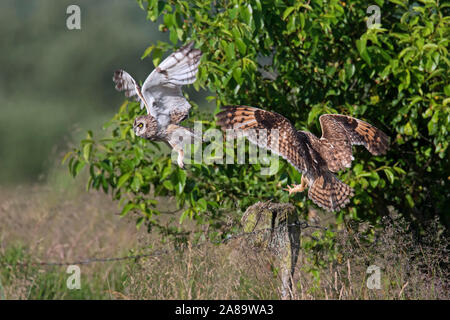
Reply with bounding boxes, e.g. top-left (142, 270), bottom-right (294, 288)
top-left (398, 281), bottom-right (409, 299)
